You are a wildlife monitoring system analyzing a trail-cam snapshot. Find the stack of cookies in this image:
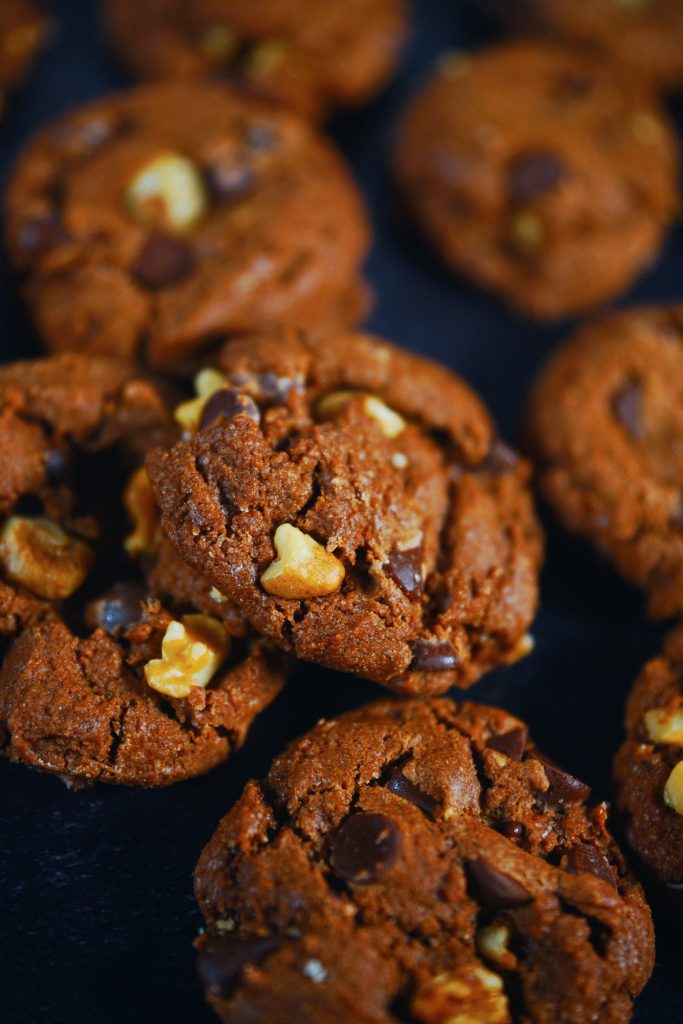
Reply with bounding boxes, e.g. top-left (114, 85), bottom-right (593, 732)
top-left (3, 1), bottom-right (683, 1022)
